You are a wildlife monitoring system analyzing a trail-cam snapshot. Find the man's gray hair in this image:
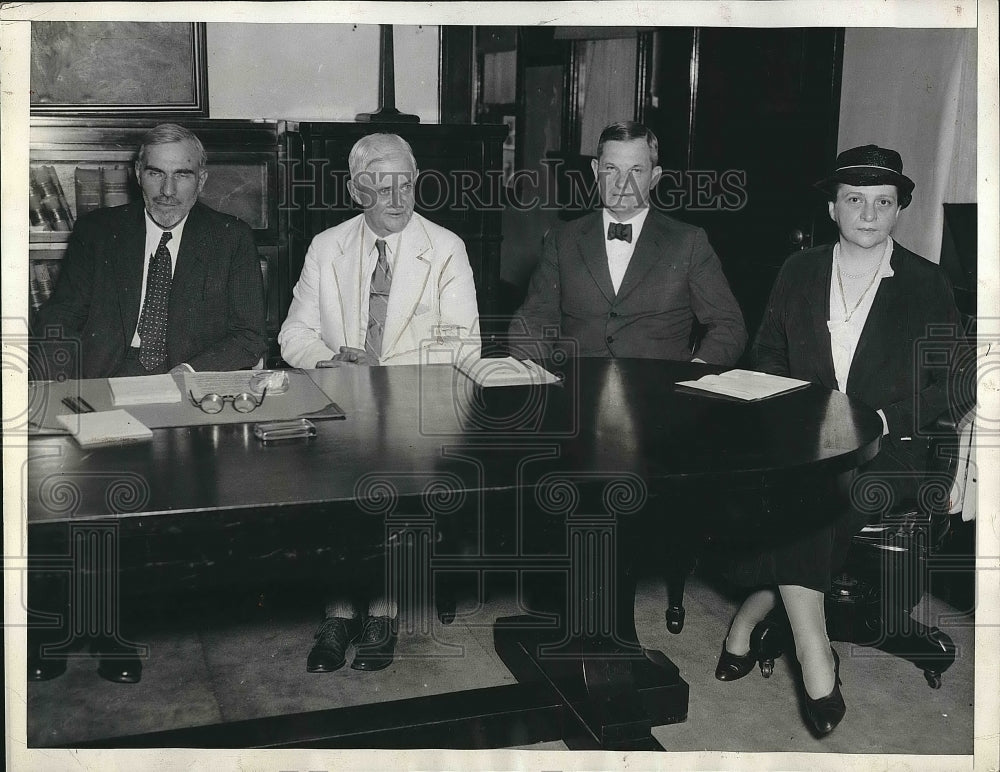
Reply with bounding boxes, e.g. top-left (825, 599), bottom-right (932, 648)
top-left (348, 133), bottom-right (417, 180)
top-left (136, 123), bottom-right (208, 171)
